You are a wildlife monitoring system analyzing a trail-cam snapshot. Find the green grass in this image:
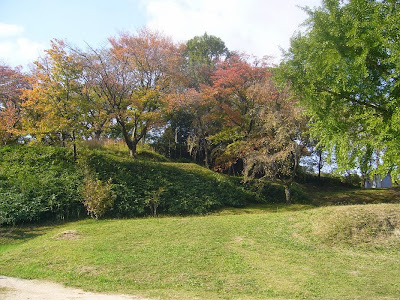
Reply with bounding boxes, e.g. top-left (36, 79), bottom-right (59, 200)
top-left (1, 204), bottom-right (400, 299)
top-left (1, 143), bottom-right (400, 298)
